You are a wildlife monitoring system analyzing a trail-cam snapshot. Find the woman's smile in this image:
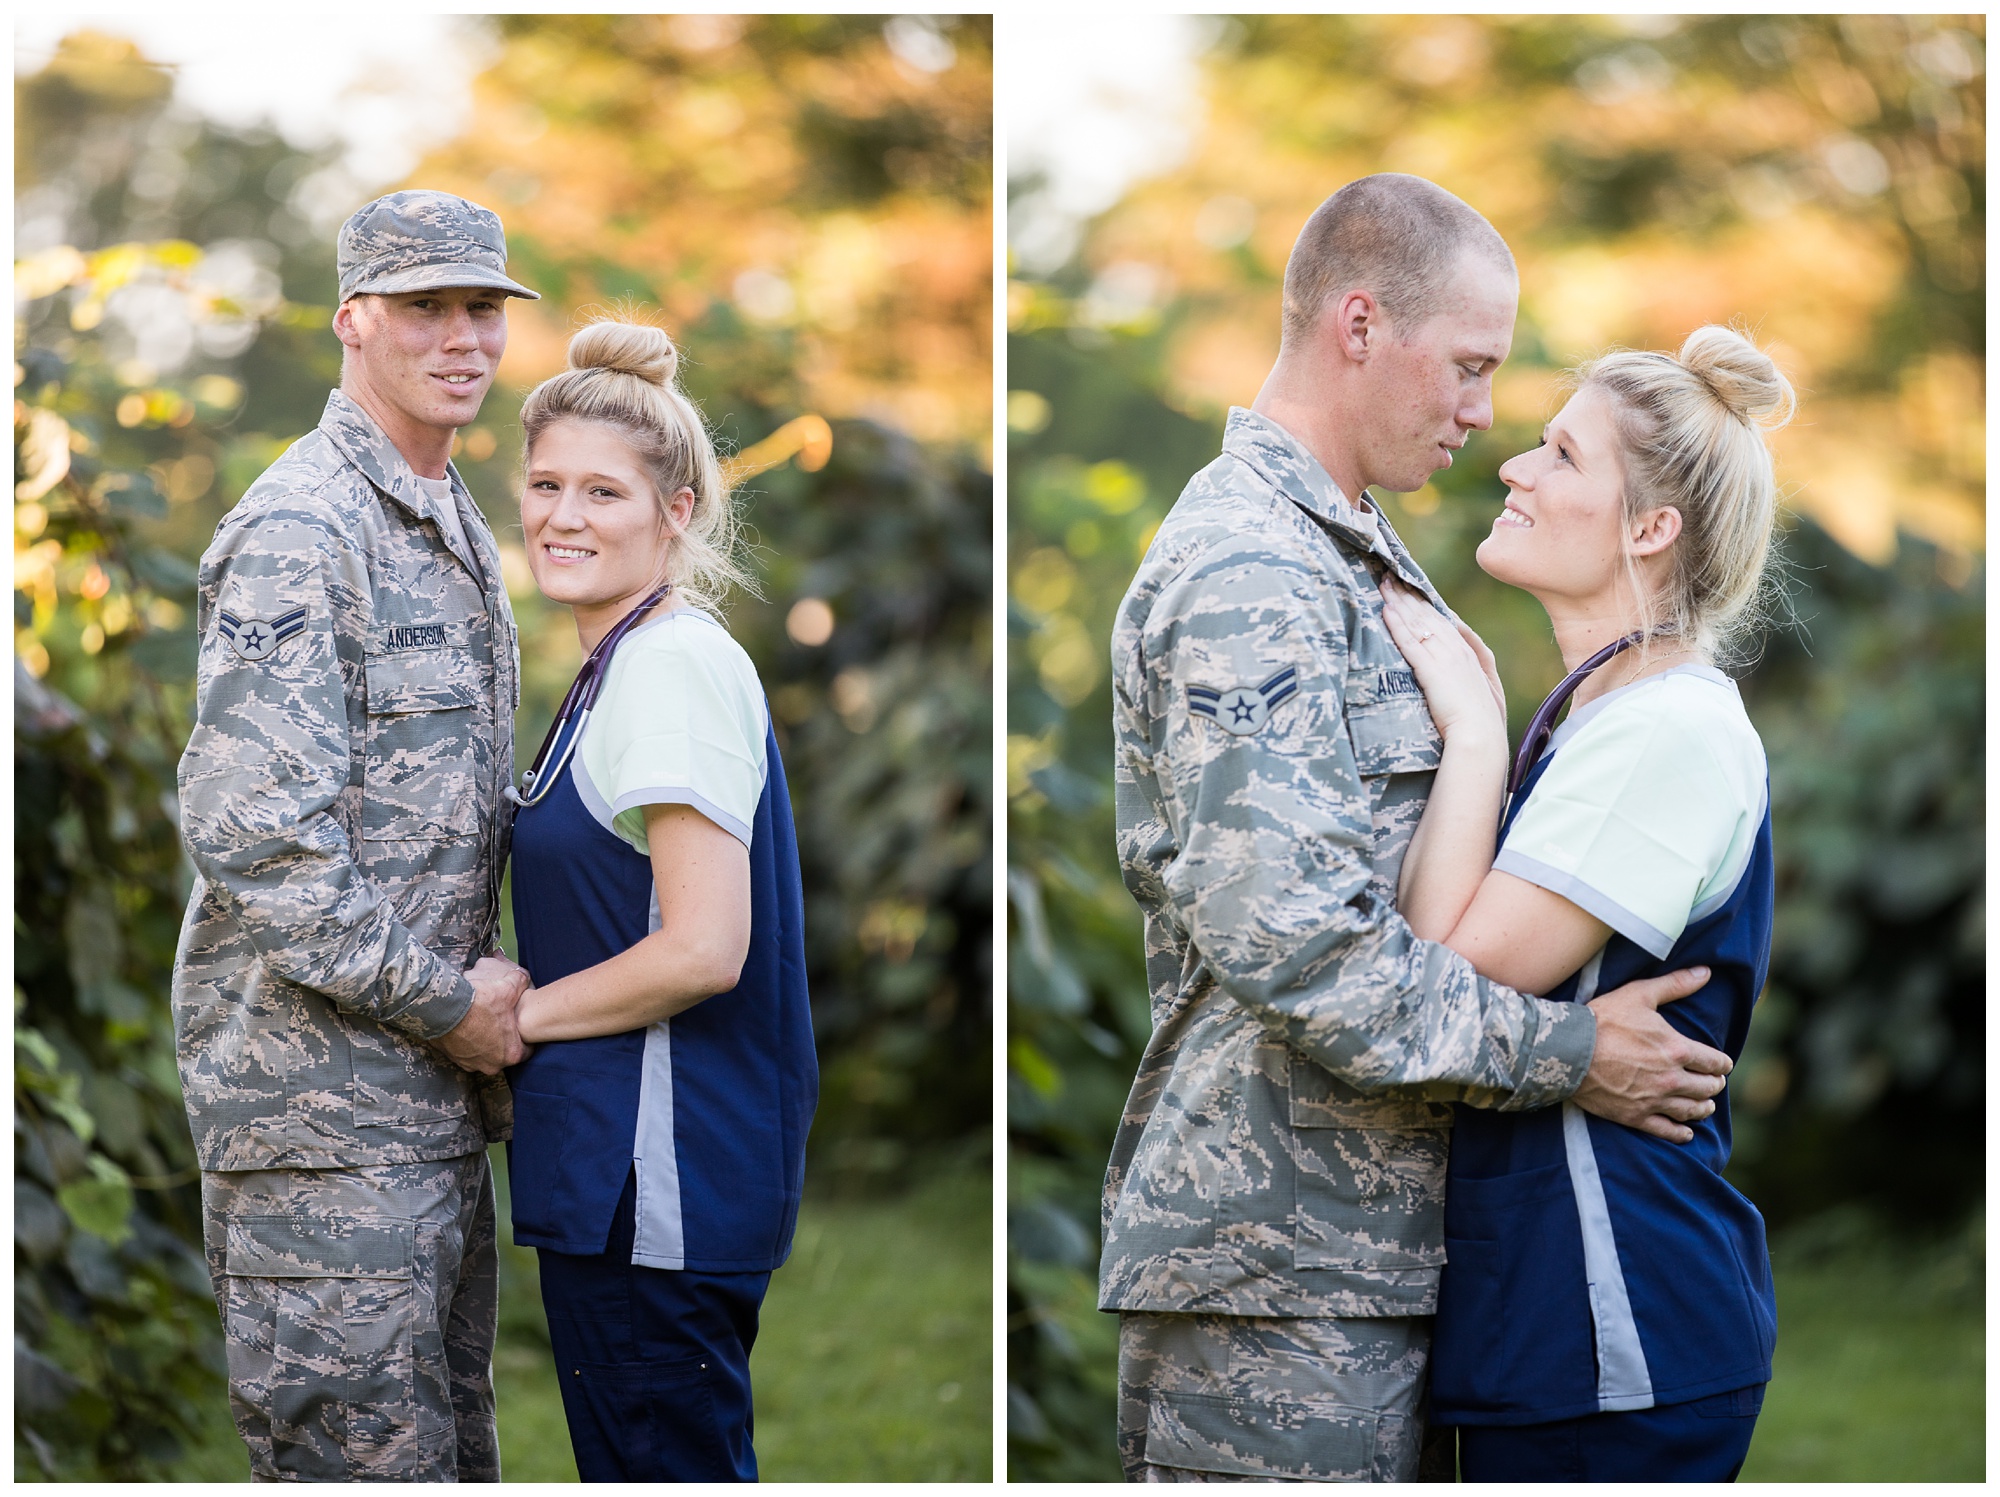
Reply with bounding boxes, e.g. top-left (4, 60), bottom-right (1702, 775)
top-left (1494, 498), bottom-right (1534, 530)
